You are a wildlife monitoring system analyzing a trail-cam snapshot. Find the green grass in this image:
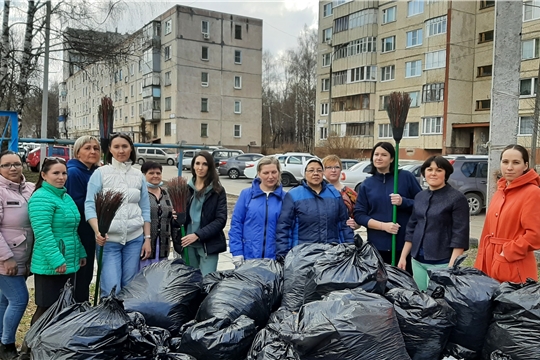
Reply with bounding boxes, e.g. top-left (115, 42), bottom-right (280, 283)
top-left (22, 168), bottom-right (39, 184)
